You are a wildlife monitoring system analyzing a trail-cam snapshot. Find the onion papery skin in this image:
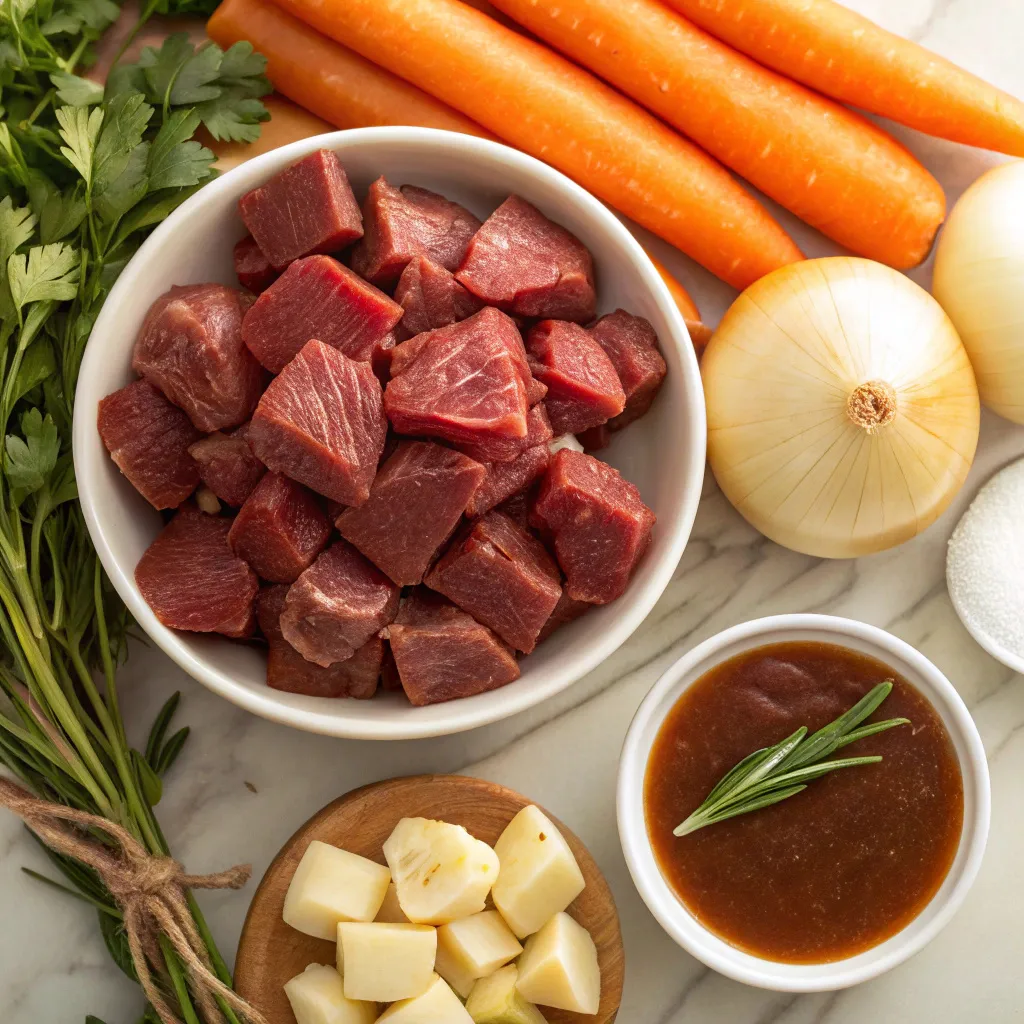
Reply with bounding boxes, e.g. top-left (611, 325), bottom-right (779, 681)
top-left (703, 258), bottom-right (980, 559)
top-left (933, 161), bottom-right (1024, 425)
